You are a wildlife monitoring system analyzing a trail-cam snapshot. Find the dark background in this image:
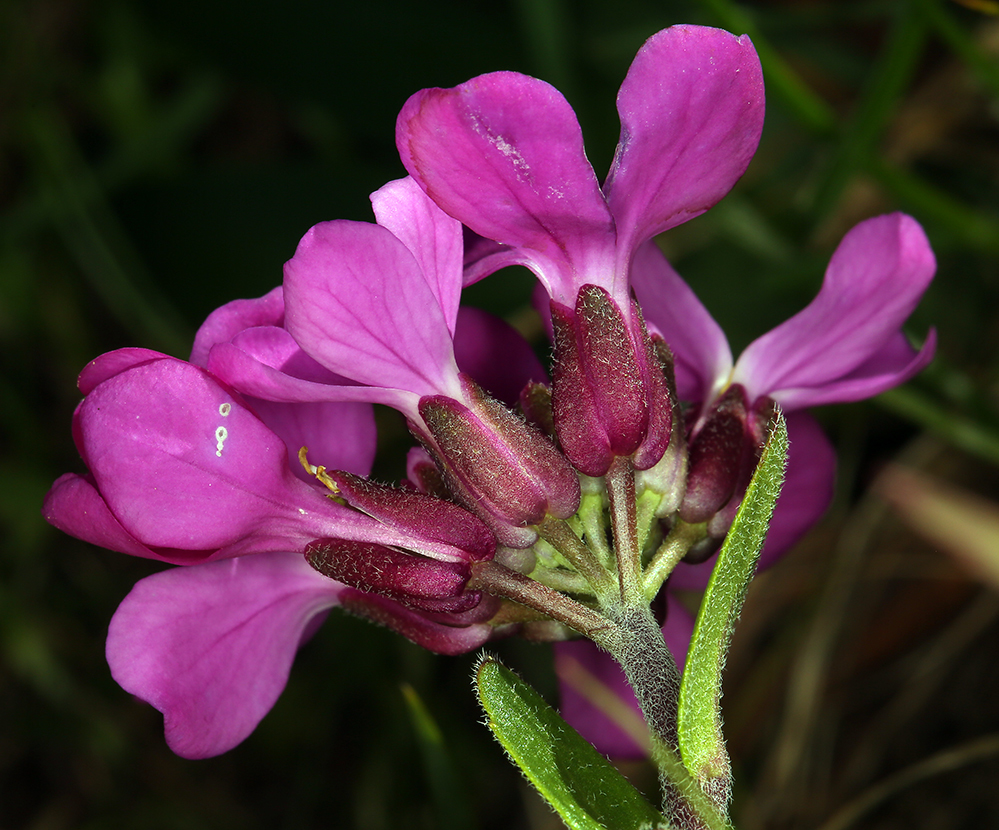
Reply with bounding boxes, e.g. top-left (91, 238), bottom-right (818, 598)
top-left (4, 0), bottom-right (999, 827)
